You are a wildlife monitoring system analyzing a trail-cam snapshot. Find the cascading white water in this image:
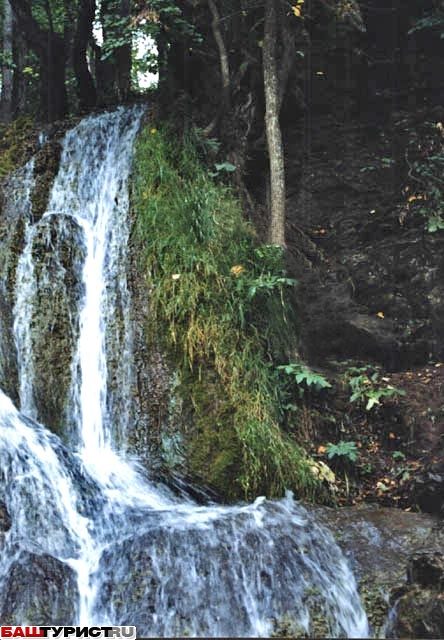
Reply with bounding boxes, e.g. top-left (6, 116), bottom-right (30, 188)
top-left (0, 107), bottom-right (370, 637)
top-left (12, 159), bottom-right (37, 417)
